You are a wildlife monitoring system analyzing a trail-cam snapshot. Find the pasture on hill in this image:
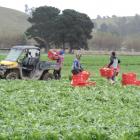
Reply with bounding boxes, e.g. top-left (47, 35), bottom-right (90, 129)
top-left (0, 6), bottom-right (30, 35)
top-left (0, 7), bottom-right (30, 48)
top-left (0, 54), bottom-right (140, 140)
